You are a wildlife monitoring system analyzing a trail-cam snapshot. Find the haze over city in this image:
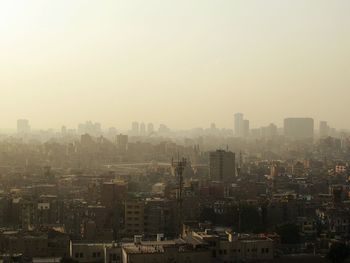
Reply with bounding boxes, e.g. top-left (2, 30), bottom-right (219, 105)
top-left (2, 1), bottom-right (350, 263)
top-left (1, 0), bottom-right (350, 130)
